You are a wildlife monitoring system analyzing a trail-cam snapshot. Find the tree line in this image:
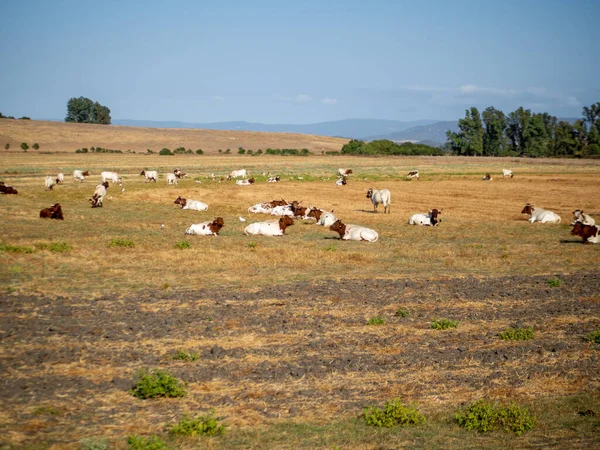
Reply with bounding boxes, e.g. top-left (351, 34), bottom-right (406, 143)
top-left (341, 140), bottom-right (444, 156)
top-left (446, 102), bottom-right (600, 157)
top-left (65, 97), bottom-right (111, 124)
